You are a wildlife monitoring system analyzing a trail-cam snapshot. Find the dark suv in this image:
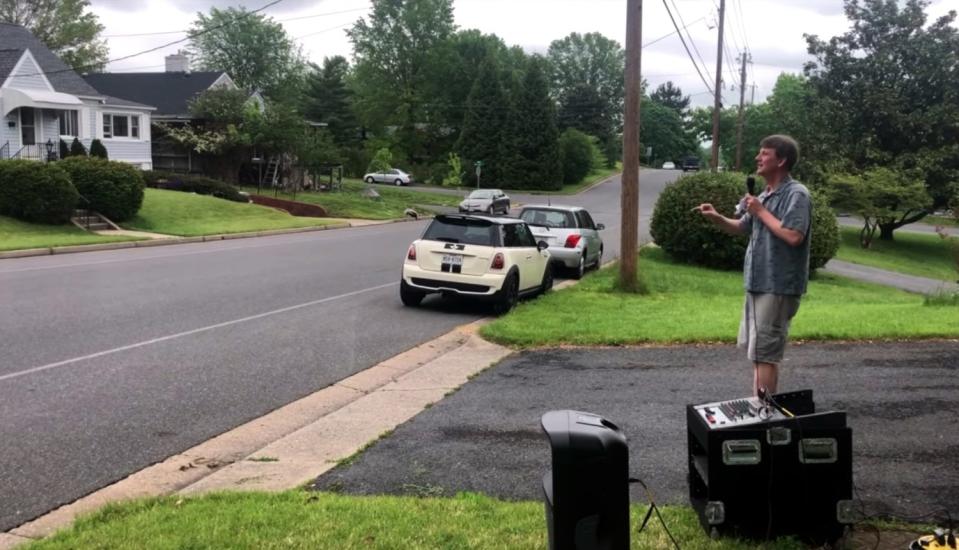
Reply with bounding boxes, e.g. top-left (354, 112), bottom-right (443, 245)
top-left (682, 157), bottom-right (701, 172)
